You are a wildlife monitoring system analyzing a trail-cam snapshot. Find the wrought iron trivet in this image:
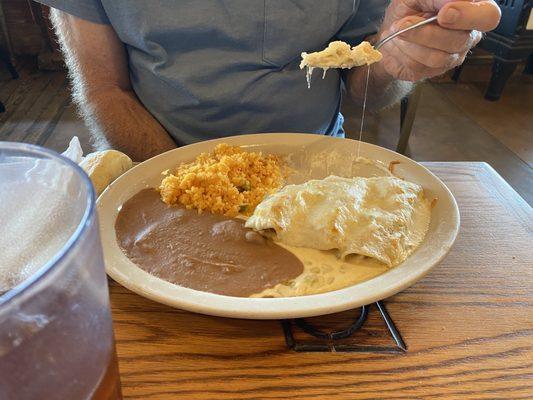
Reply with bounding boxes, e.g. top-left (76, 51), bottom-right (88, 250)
top-left (282, 301), bottom-right (406, 353)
